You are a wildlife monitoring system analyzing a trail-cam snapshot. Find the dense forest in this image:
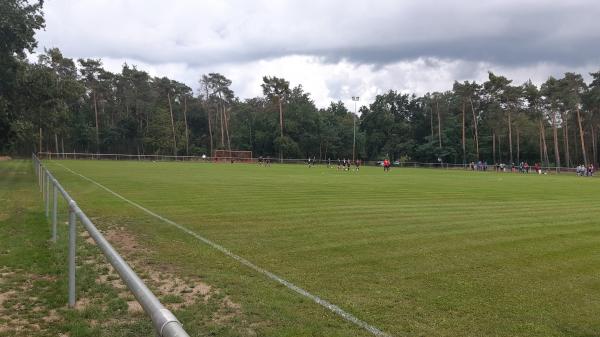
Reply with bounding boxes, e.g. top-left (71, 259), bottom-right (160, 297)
top-left (3, 1), bottom-right (600, 167)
